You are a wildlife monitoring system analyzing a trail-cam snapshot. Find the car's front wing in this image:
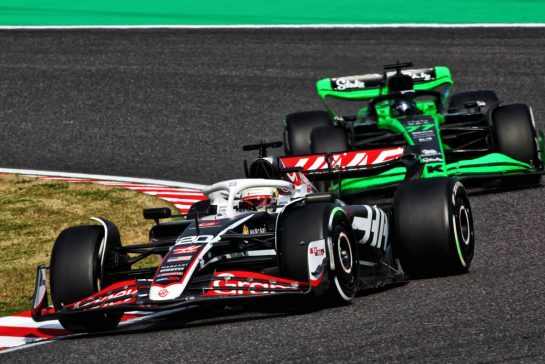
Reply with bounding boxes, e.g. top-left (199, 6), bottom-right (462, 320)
top-left (31, 266), bottom-right (311, 322)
